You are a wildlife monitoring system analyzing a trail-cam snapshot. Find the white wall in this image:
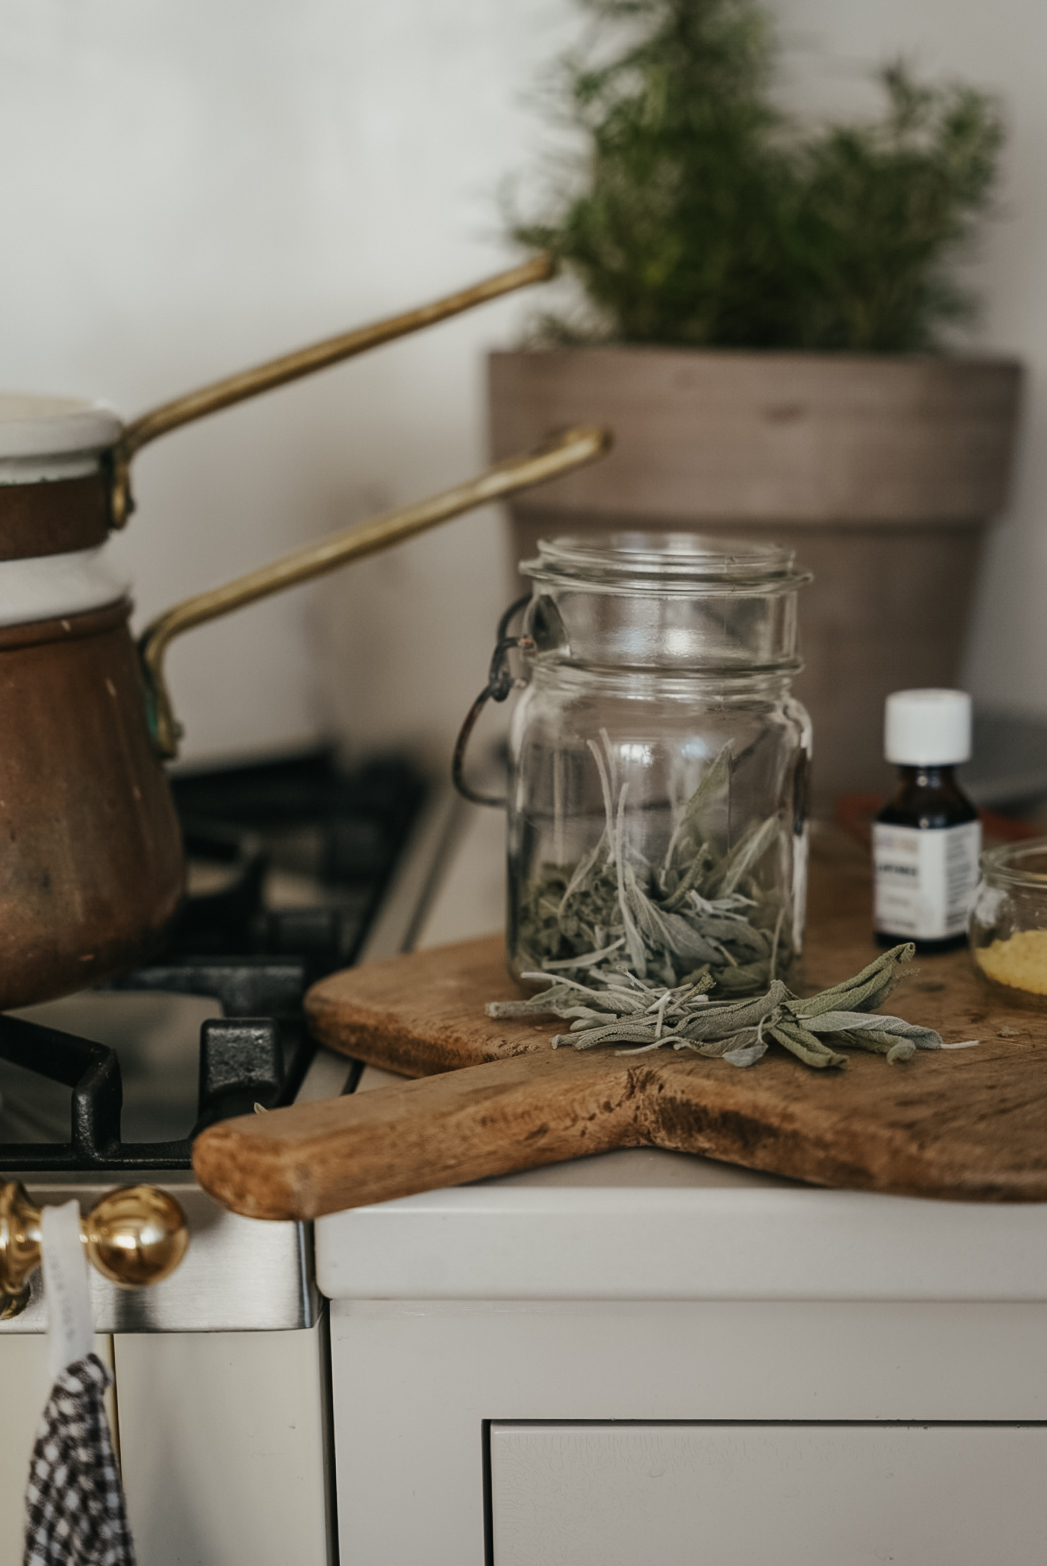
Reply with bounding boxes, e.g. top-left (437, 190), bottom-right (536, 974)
top-left (0, 0), bottom-right (572, 768)
top-left (0, 0), bottom-right (1044, 775)
top-left (772, 0), bottom-right (1047, 718)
